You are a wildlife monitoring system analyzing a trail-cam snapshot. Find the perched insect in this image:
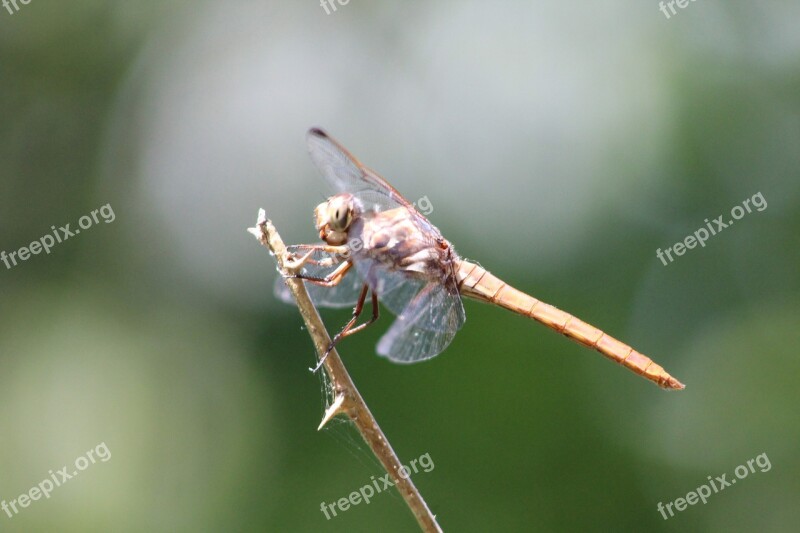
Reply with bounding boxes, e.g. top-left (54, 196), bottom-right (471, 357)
top-left (276, 128), bottom-right (684, 390)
